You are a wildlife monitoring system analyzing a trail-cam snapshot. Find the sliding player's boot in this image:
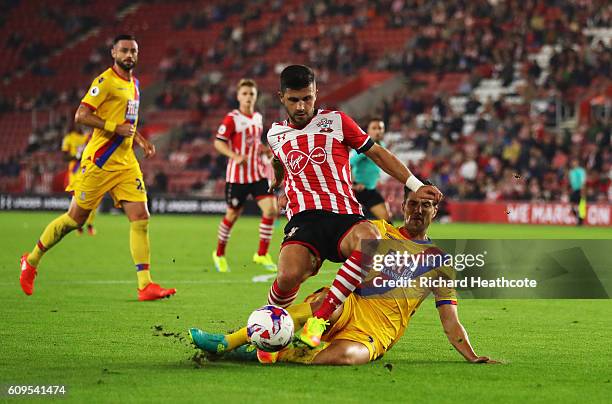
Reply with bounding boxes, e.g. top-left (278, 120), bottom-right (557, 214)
top-left (189, 328), bottom-right (228, 354)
